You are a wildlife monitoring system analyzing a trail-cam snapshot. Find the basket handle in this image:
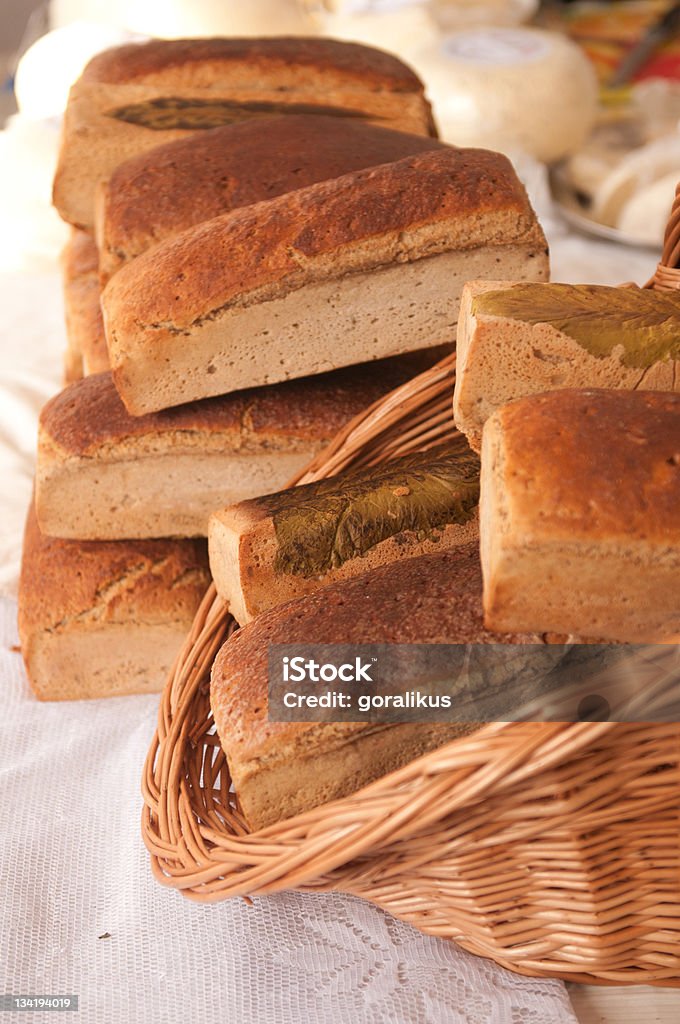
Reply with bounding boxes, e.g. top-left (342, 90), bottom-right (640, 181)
top-left (644, 180), bottom-right (680, 291)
